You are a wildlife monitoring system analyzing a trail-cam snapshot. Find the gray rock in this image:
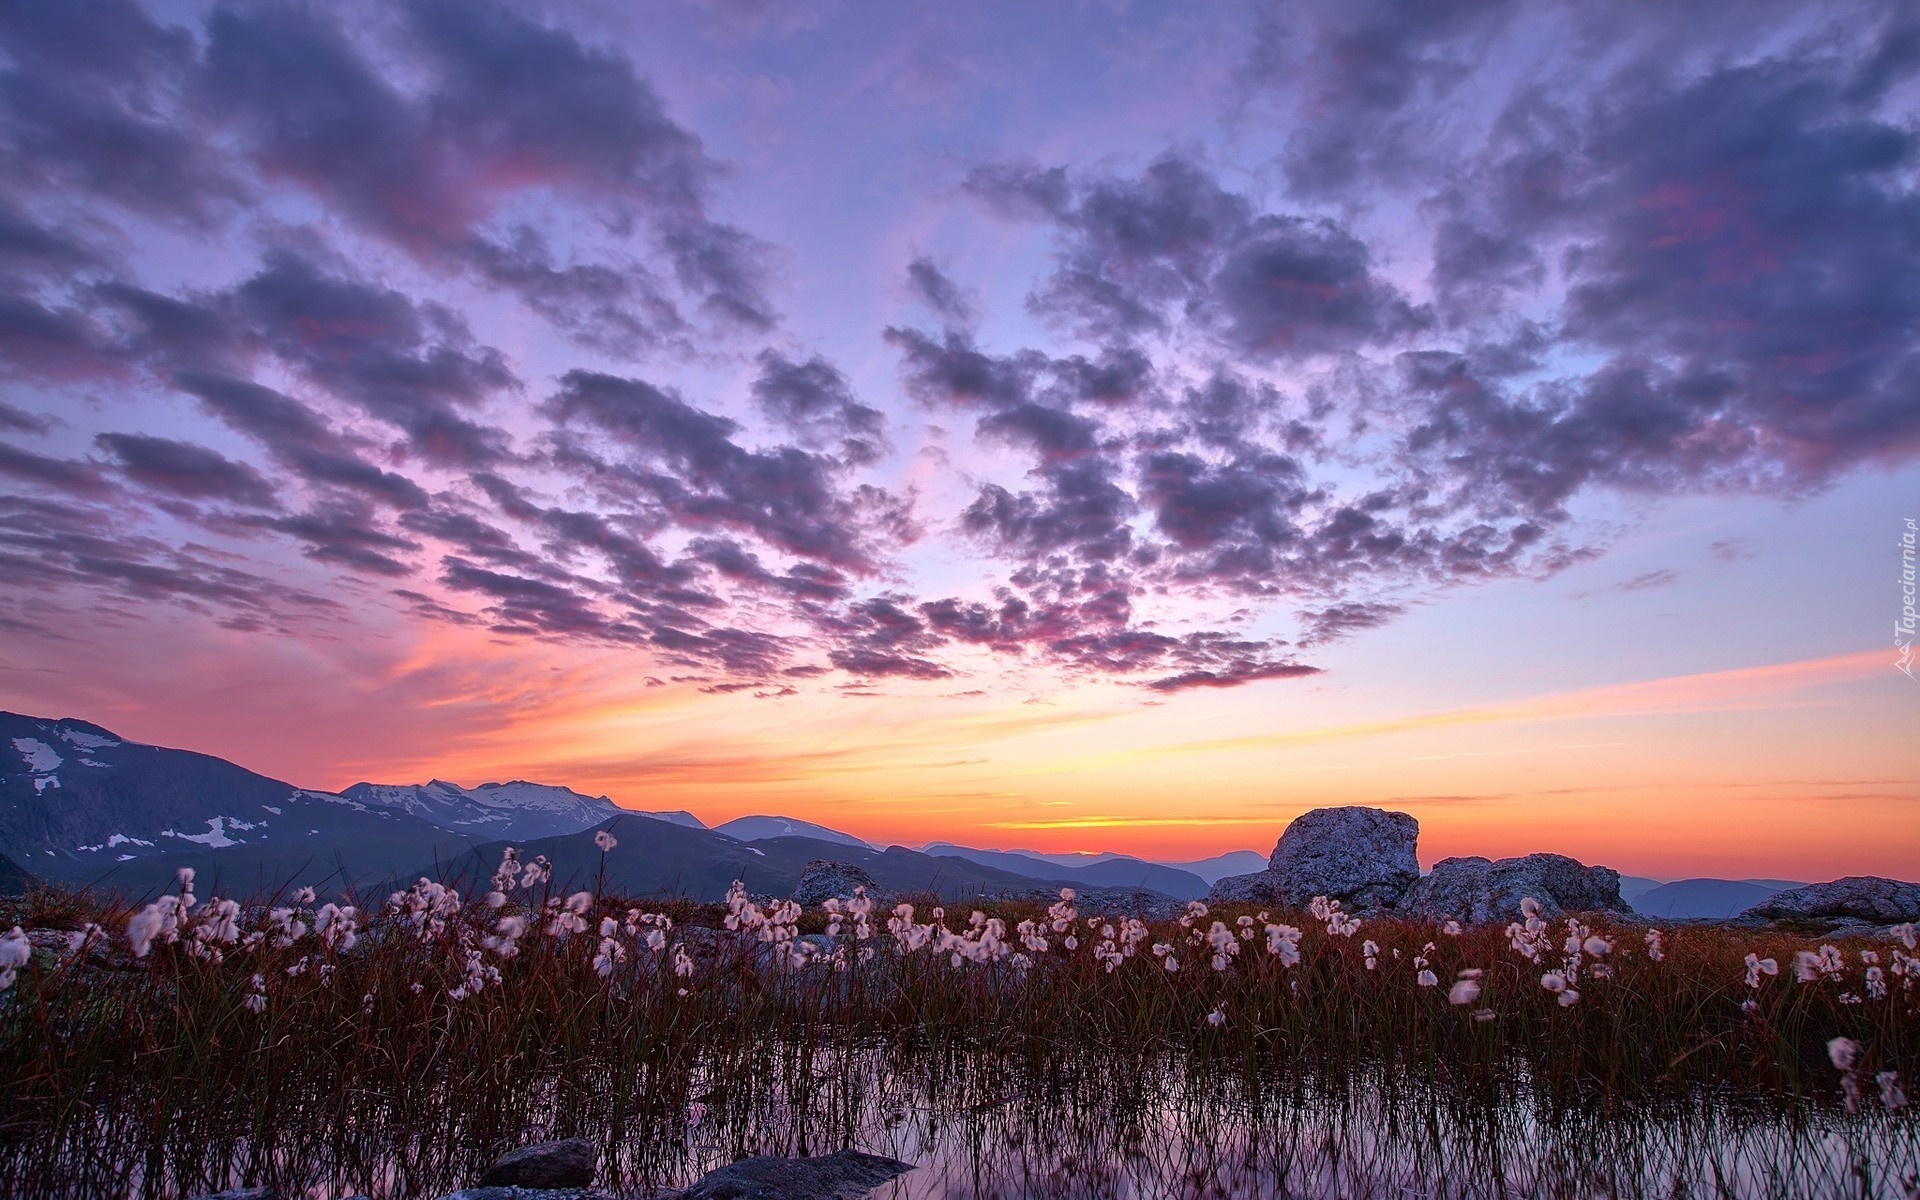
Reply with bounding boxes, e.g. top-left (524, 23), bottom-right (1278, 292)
top-left (1739, 876), bottom-right (1920, 923)
top-left (791, 861), bottom-right (884, 908)
top-left (439, 1182), bottom-right (610, 1190)
top-left (673, 1150), bottom-right (913, 1199)
top-left (1399, 853), bottom-right (1628, 924)
top-left (475, 1138), bottom-right (597, 1190)
top-left (1206, 870), bottom-right (1286, 905)
top-left (189, 1189), bottom-right (275, 1200)
top-left (1207, 806), bottom-right (1419, 911)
